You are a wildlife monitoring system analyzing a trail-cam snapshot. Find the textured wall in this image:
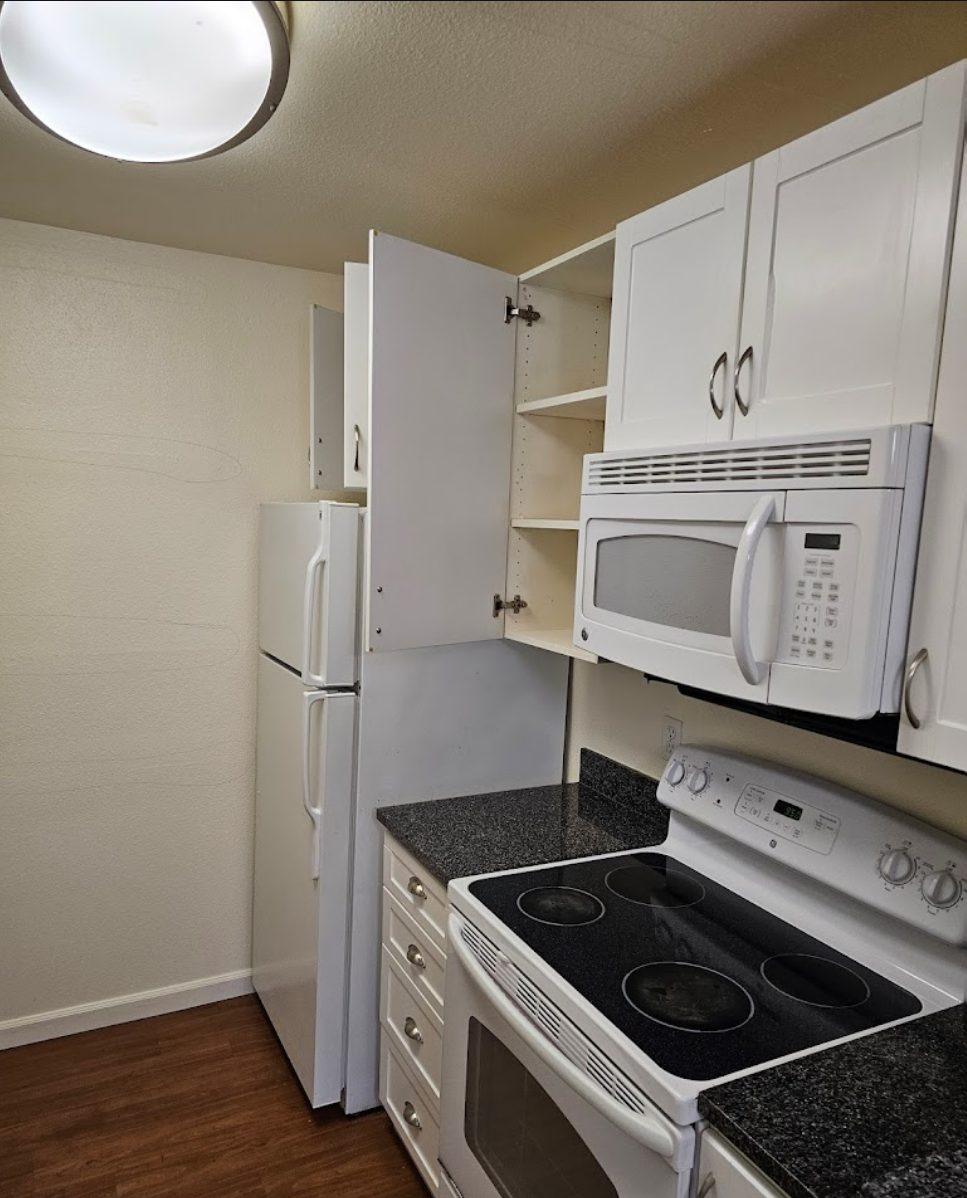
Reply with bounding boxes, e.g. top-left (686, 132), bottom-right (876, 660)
top-left (0, 220), bottom-right (346, 1025)
top-left (566, 663), bottom-right (967, 839)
